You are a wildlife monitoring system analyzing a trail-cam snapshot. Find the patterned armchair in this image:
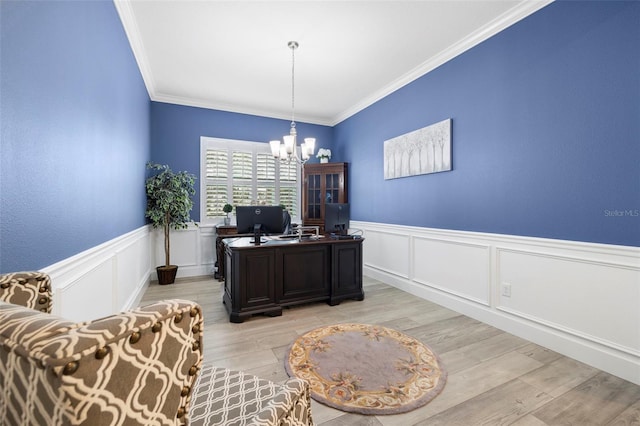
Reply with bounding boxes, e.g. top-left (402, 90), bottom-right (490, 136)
top-left (0, 272), bottom-right (313, 426)
top-left (0, 272), bottom-right (203, 425)
top-left (0, 271), bottom-right (53, 313)
top-left (189, 365), bottom-right (314, 426)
